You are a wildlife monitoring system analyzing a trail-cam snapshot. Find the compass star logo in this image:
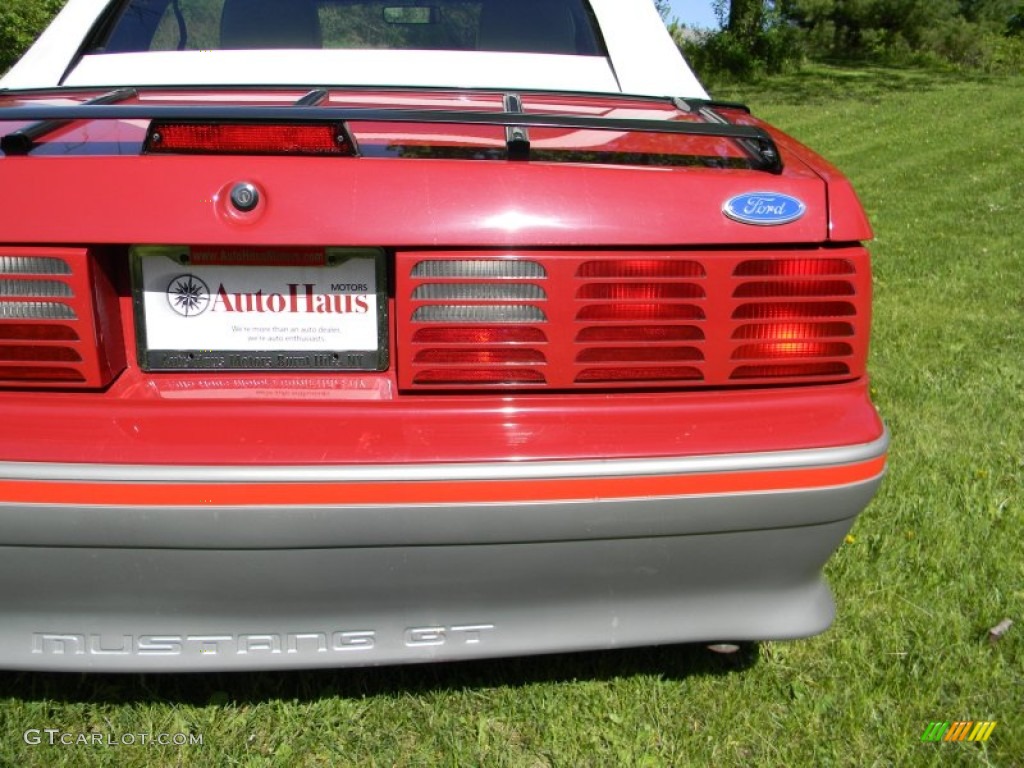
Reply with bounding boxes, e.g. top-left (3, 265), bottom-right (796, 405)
top-left (166, 274), bottom-right (211, 317)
